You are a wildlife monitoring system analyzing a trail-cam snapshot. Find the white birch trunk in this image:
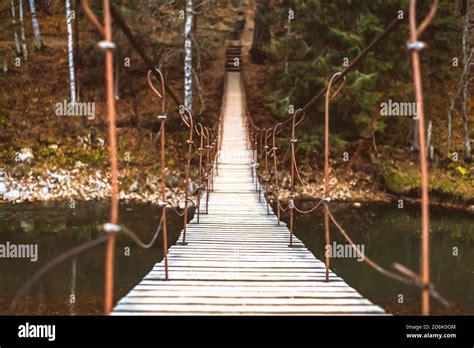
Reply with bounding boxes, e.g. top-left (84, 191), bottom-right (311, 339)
top-left (18, 0), bottom-right (28, 61)
top-left (426, 120), bottom-right (432, 160)
top-left (28, 0), bottom-right (43, 50)
top-left (10, 0), bottom-right (21, 55)
top-left (66, 0), bottom-right (76, 104)
top-left (461, 3), bottom-right (472, 159)
top-left (184, 0), bottom-right (193, 110)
